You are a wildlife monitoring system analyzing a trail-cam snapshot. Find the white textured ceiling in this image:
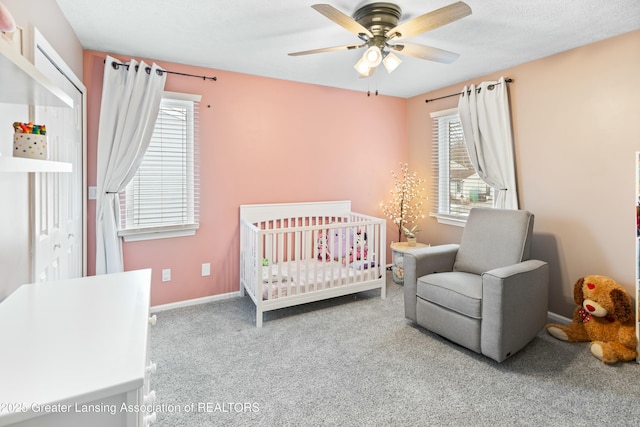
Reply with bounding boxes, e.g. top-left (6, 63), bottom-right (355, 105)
top-left (55, 0), bottom-right (640, 98)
